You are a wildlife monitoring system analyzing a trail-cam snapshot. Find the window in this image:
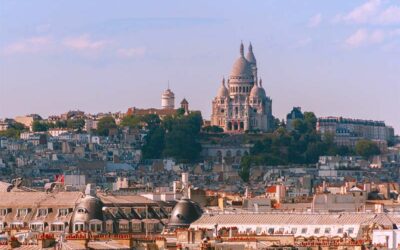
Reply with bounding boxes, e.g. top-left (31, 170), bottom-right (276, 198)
top-left (291, 228), bottom-right (297, 234)
top-left (132, 223), bottom-right (141, 232)
top-left (301, 228), bottom-right (307, 234)
top-left (106, 222), bottom-right (113, 233)
top-left (51, 224), bottom-right (64, 232)
top-left (324, 228), bottom-right (331, 234)
top-left (74, 223), bottom-right (84, 232)
top-left (11, 223), bottom-right (23, 229)
top-left (146, 223), bottom-right (156, 232)
top-left (90, 223), bottom-right (102, 232)
top-left (314, 228), bottom-right (320, 234)
top-left (347, 227), bottom-right (354, 234)
top-left (278, 228), bottom-right (284, 233)
top-left (268, 228), bottom-right (274, 234)
top-left (77, 208), bottom-right (86, 214)
top-left (37, 208), bottom-right (47, 217)
top-left (119, 222), bottom-right (129, 232)
top-left (337, 228), bottom-right (343, 234)
top-left (0, 209), bottom-right (9, 216)
top-left (255, 227), bottom-right (262, 234)
top-left (30, 223), bottom-right (44, 231)
top-left (17, 209), bottom-right (28, 217)
top-left (59, 208), bottom-right (69, 216)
